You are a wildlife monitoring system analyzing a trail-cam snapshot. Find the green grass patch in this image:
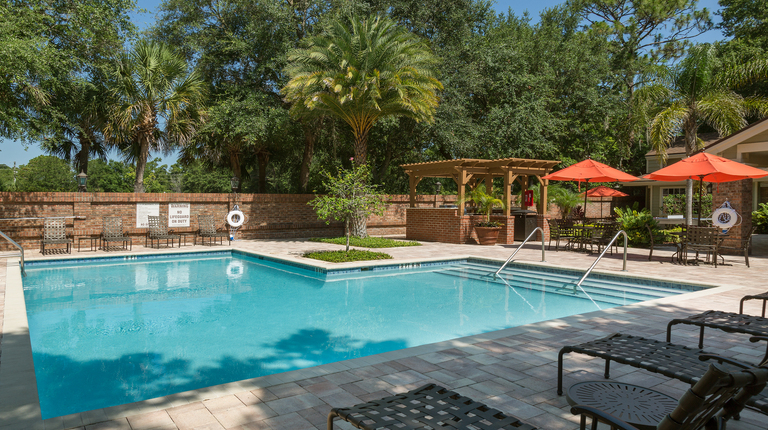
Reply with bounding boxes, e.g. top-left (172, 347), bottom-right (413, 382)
top-left (309, 236), bottom-right (421, 248)
top-left (303, 249), bottom-right (393, 263)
